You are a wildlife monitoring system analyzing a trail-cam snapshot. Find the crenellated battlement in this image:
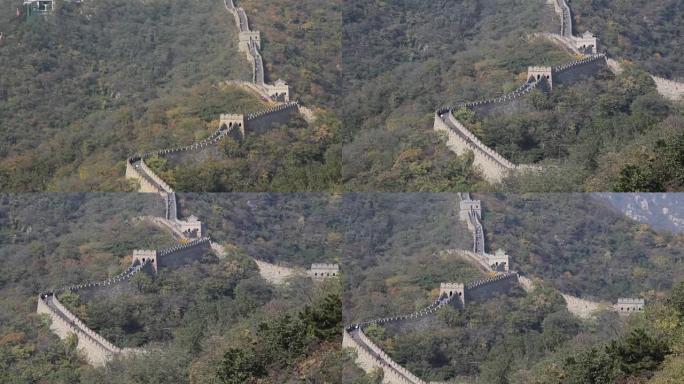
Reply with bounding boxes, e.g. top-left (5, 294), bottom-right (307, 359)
top-left (346, 194), bottom-right (643, 382)
top-left (308, 263), bottom-right (340, 279)
top-left (37, 260), bottom-right (150, 366)
top-left (125, 0), bottom-right (303, 191)
top-left (614, 298), bottom-right (645, 314)
top-left (38, 233), bottom-right (213, 366)
top-left (434, 49), bottom-right (608, 184)
top-left (246, 101), bottom-right (299, 120)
